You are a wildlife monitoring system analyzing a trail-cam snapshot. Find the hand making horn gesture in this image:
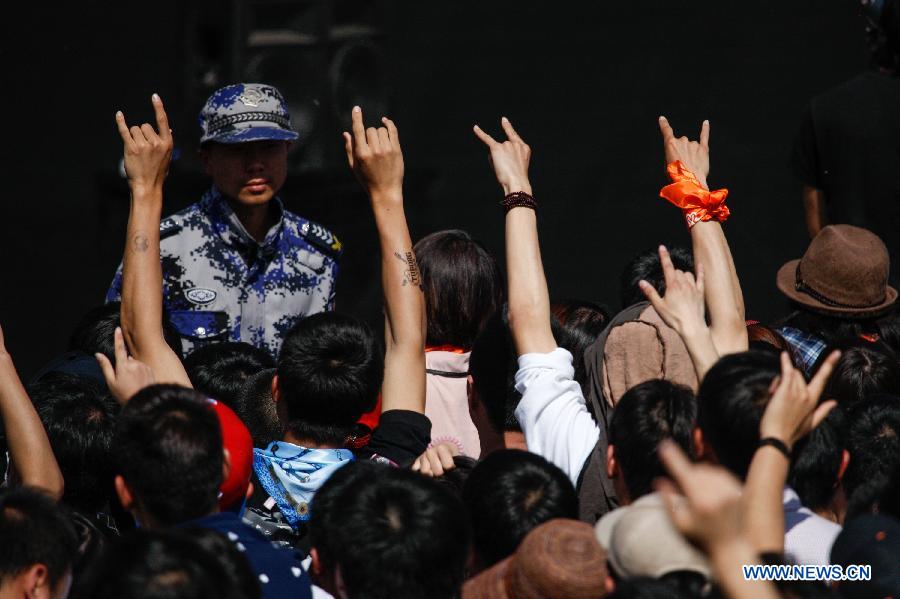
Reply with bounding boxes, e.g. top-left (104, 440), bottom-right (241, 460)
top-left (658, 116), bottom-right (710, 189)
top-left (343, 105), bottom-right (404, 201)
top-left (473, 117), bottom-right (532, 195)
top-left (115, 93), bottom-right (173, 192)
